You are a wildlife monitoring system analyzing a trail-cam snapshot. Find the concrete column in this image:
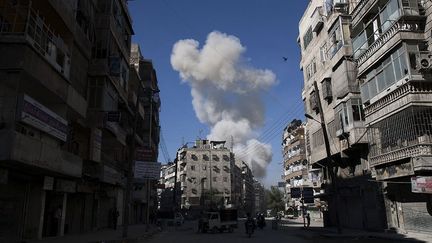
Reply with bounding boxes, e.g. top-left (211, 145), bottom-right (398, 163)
top-left (37, 190), bottom-right (46, 239)
top-left (59, 193), bottom-right (67, 236)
